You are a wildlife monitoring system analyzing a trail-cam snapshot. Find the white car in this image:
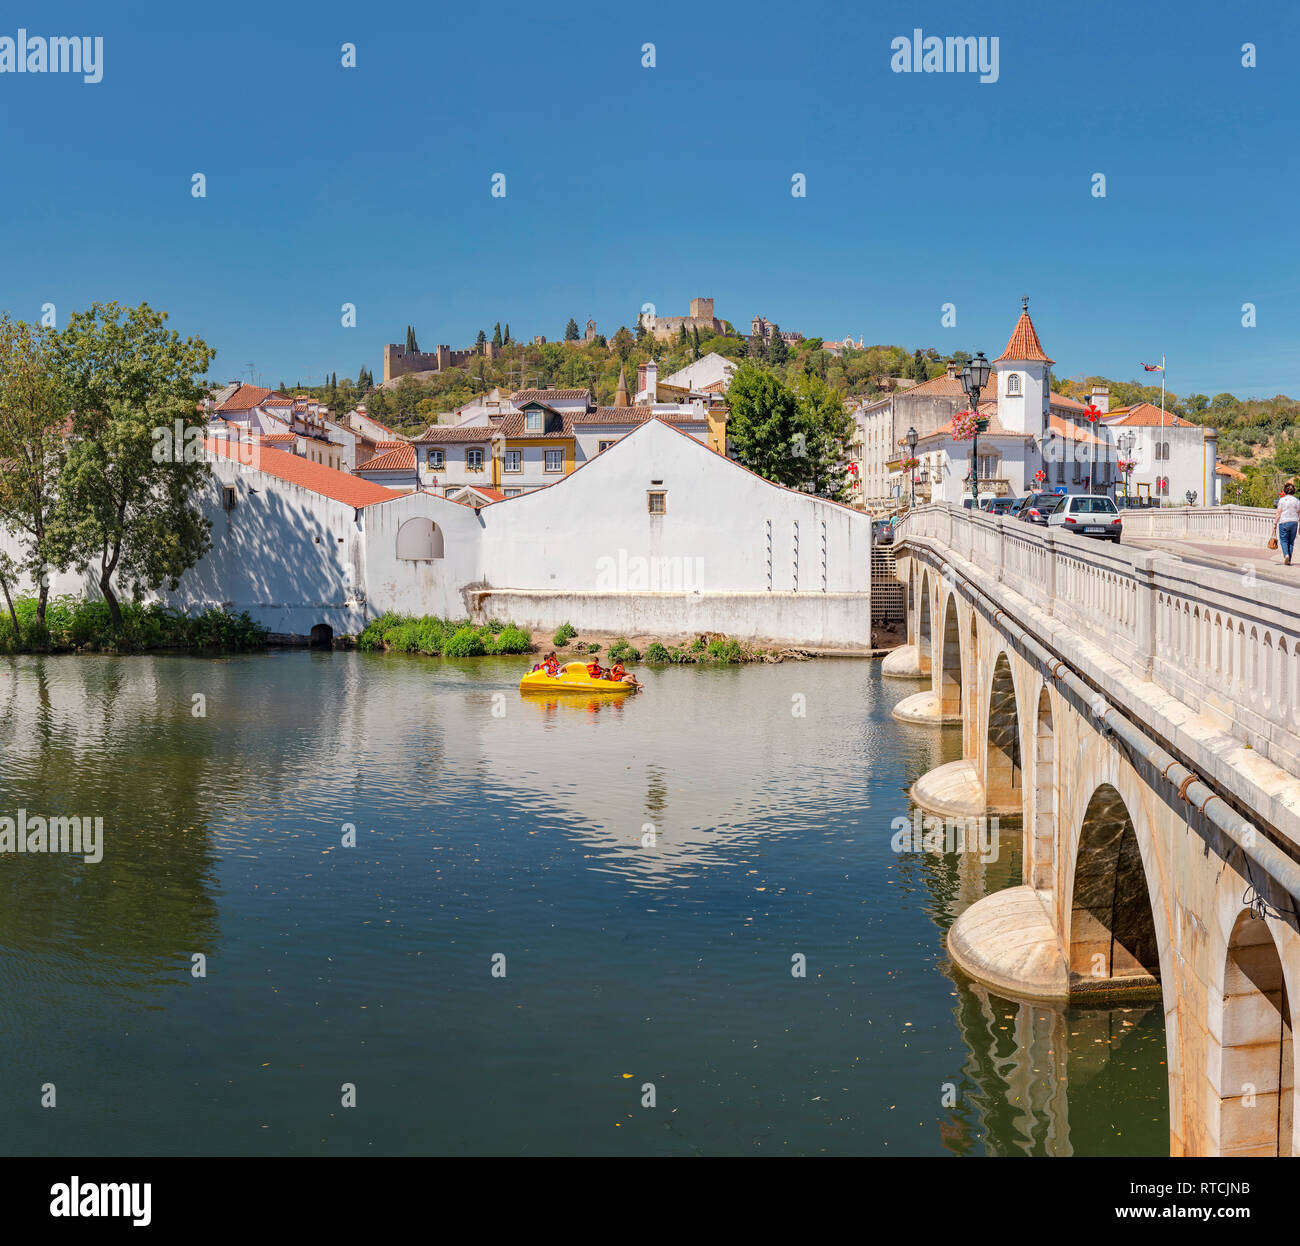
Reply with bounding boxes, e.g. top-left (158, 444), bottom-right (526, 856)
top-left (1046, 494), bottom-right (1122, 543)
